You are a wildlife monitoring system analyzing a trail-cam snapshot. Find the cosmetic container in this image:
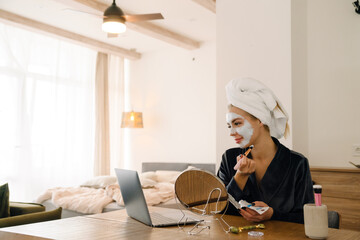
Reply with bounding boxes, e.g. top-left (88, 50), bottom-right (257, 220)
top-left (303, 185), bottom-right (328, 239)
